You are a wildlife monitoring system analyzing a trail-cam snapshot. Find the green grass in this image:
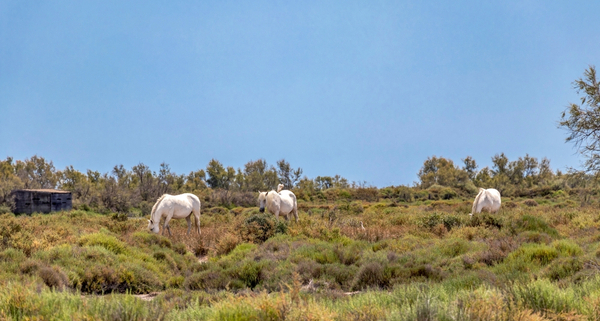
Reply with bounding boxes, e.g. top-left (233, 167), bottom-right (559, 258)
top-left (1, 197), bottom-right (600, 319)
